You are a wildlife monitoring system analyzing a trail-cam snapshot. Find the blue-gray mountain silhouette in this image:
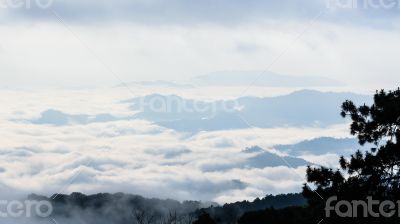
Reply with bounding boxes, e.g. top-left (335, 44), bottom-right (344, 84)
top-left (202, 146), bottom-right (312, 172)
top-left (274, 137), bottom-right (369, 156)
top-left (127, 90), bottom-right (371, 132)
top-left (31, 109), bottom-right (119, 126)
